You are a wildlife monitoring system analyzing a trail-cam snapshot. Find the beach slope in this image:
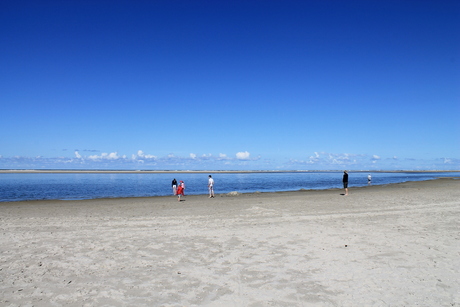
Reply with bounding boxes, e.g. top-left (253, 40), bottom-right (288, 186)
top-left (1, 178), bottom-right (459, 306)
